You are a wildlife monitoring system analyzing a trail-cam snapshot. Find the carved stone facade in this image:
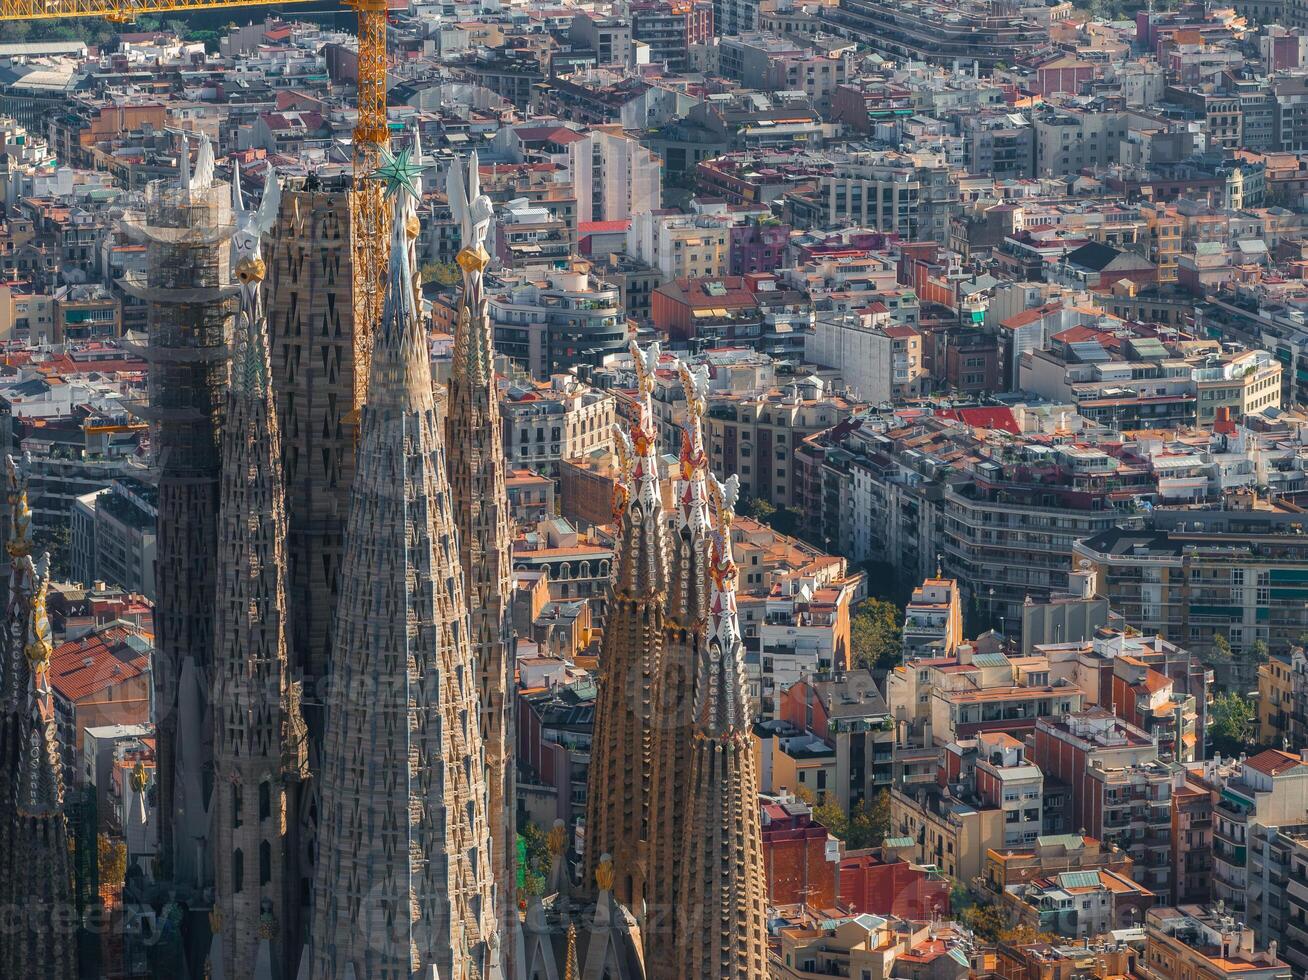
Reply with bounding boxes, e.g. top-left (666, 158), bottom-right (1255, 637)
top-left (266, 183), bottom-right (359, 959)
top-left (0, 457), bottom-right (76, 980)
top-left (445, 156), bottom-right (516, 938)
top-left (580, 345), bottom-right (768, 979)
top-left (306, 183), bottom-right (496, 980)
top-left (266, 185), bottom-right (357, 713)
top-left (675, 473), bottom-right (769, 979)
top-left (582, 342), bottom-right (668, 911)
top-left (646, 362), bottom-right (712, 974)
top-left (210, 168), bottom-right (308, 980)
